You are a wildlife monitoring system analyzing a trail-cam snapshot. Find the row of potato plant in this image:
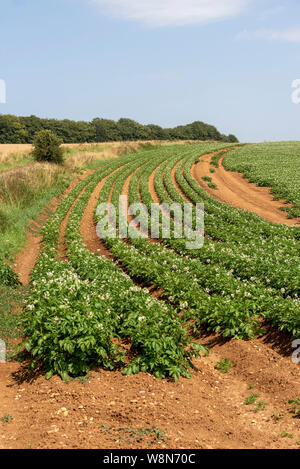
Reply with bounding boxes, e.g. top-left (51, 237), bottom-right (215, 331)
top-left (155, 153), bottom-right (300, 298)
top-left (124, 153), bottom-right (300, 337)
top-left (96, 154), bottom-right (263, 339)
top-left (95, 146), bottom-right (299, 335)
top-left (19, 148), bottom-right (206, 380)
